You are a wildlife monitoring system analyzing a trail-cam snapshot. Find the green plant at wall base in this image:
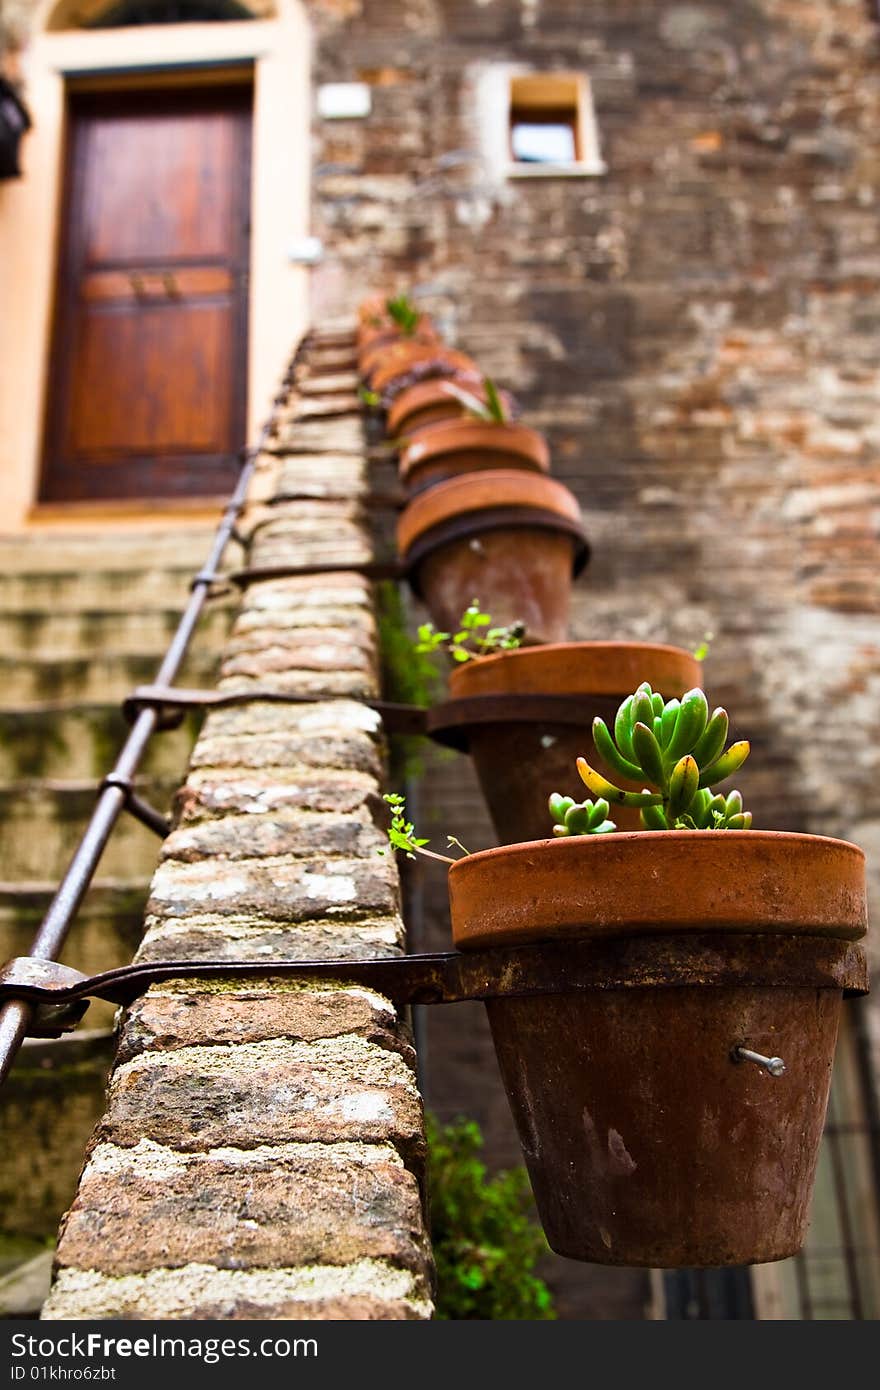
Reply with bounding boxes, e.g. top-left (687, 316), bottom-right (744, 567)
top-left (375, 580), bottom-right (440, 707)
top-left (374, 580), bottom-right (438, 782)
top-left (426, 1113), bottom-right (556, 1321)
top-left (385, 294), bottom-right (421, 336)
top-left (415, 599), bottom-right (525, 664)
top-left (567, 682), bottom-right (752, 832)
